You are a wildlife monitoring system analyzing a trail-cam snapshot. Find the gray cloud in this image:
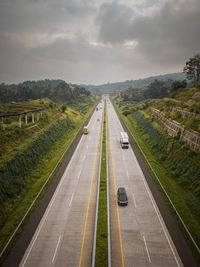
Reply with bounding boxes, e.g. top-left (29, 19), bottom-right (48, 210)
top-left (0, 0), bottom-right (200, 84)
top-left (97, 0), bottom-right (200, 65)
top-left (0, 0), bottom-right (94, 33)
